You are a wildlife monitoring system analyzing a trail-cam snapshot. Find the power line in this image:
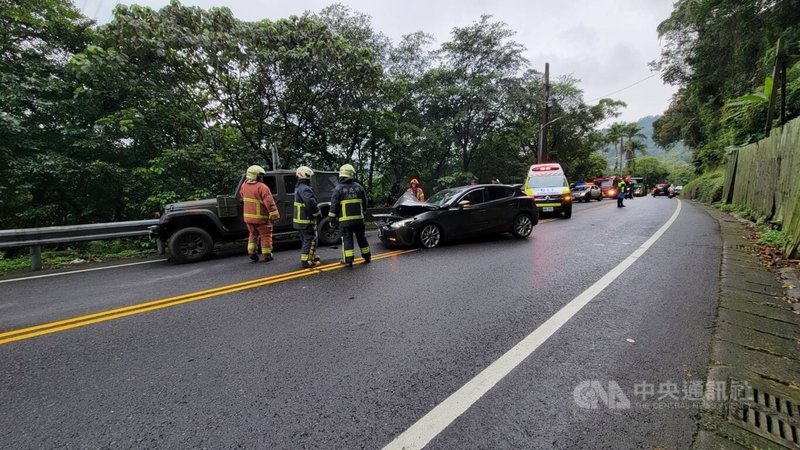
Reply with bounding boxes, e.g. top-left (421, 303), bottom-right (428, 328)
top-left (588, 73), bottom-right (659, 102)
